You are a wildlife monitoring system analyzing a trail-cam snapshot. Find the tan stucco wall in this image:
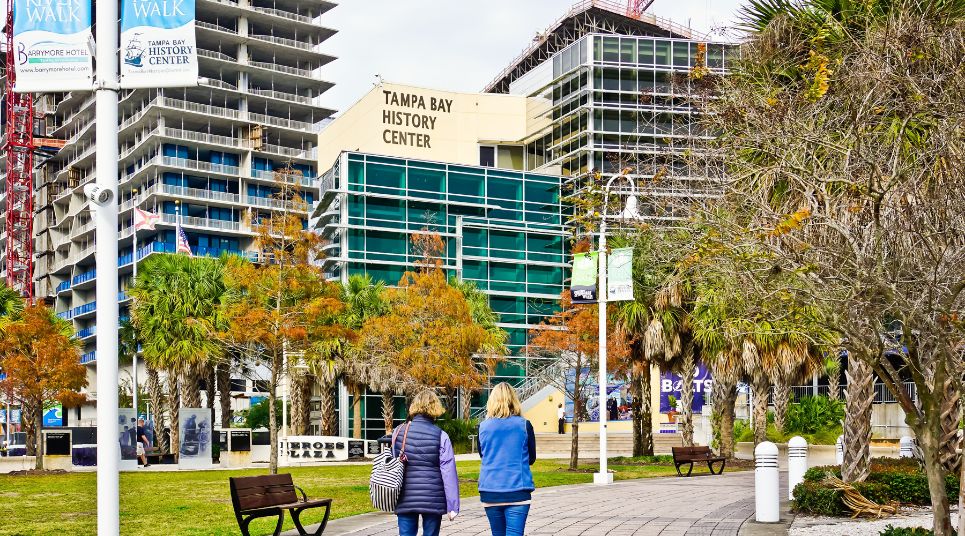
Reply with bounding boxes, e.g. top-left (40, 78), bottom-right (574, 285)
top-left (318, 82), bottom-right (543, 170)
top-left (524, 388), bottom-right (566, 433)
